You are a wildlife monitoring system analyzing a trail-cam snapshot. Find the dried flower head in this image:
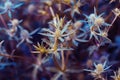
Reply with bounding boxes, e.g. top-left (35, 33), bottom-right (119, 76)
top-left (0, 0), bottom-right (23, 18)
top-left (112, 8), bottom-right (120, 17)
top-left (17, 28), bottom-right (40, 48)
top-left (39, 14), bottom-right (73, 42)
top-left (111, 68), bottom-right (120, 80)
top-left (83, 7), bottom-right (110, 27)
top-left (84, 61), bottom-right (112, 80)
top-left (8, 19), bottom-right (23, 28)
top-left (32, 42), bottom-right (49, 54)
top-left (64, 0), bottom-right (83, 17)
